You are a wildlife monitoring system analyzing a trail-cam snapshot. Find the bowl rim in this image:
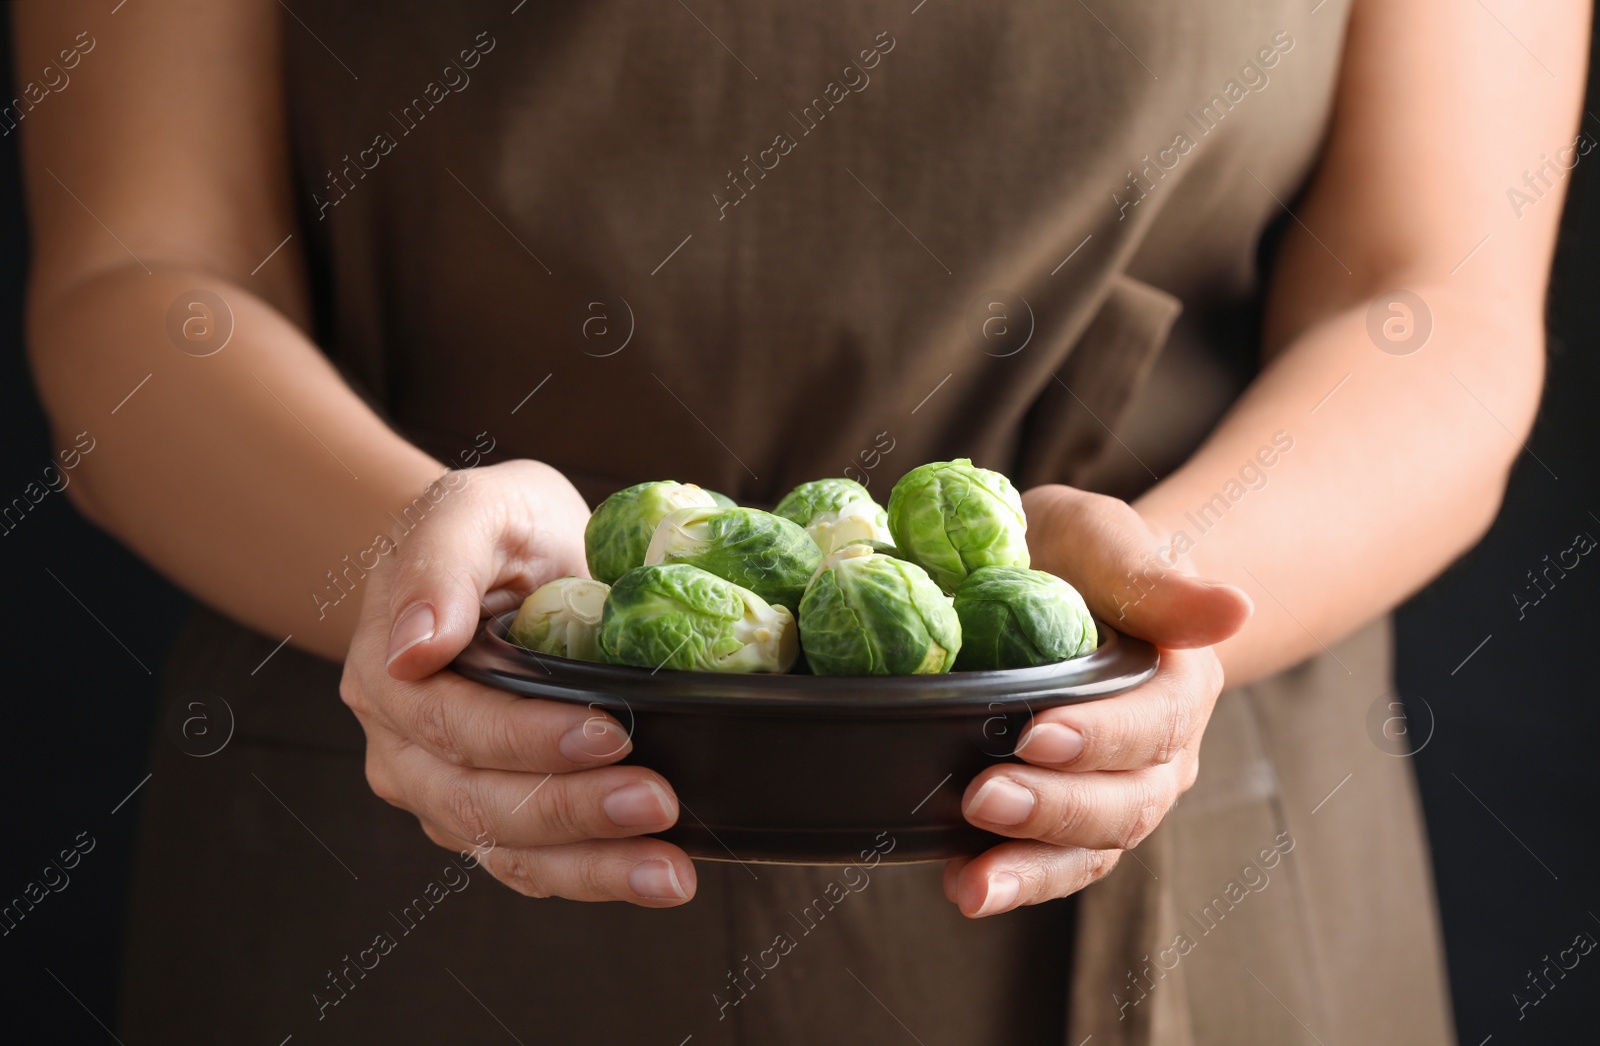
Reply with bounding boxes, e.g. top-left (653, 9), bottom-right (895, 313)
top-left (451, 611), bottom-right (1159, 717)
